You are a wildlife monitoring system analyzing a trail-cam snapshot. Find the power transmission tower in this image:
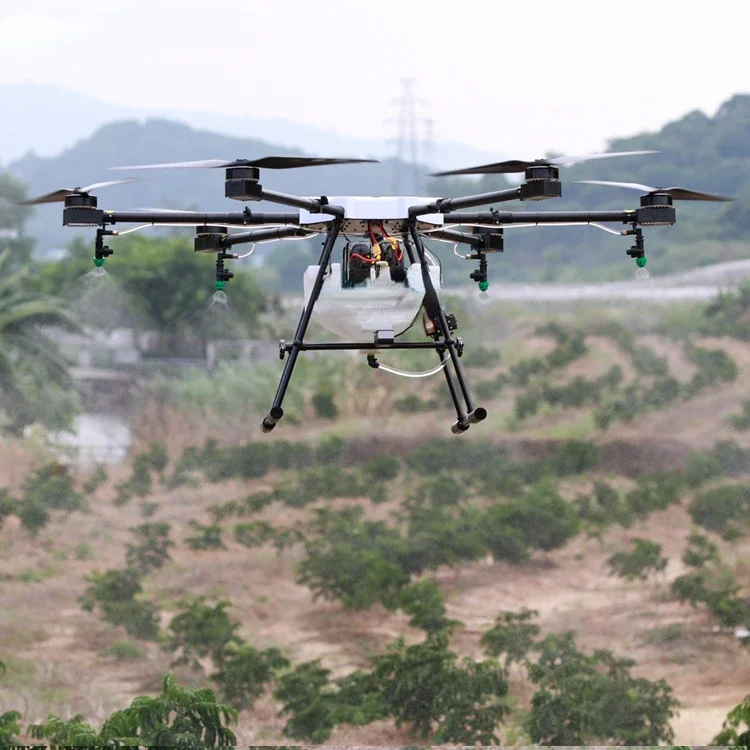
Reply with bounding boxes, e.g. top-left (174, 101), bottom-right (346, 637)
top-left (387, 79), bottom-right (432, 195)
